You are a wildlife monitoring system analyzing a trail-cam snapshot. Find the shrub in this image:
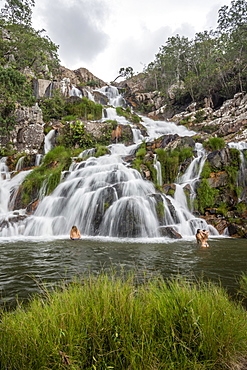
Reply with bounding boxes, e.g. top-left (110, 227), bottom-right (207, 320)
top-left (196, 178), bottom-right (218, 214)
top-left (65, 97), bottom-right (102, 120)
top-left (203, 137), bottom-right (225, 151)
top-left (20, 146), bottom-right (71, 206)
